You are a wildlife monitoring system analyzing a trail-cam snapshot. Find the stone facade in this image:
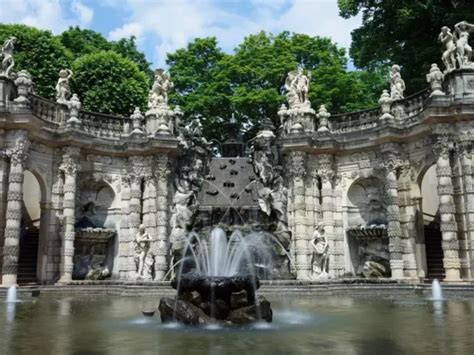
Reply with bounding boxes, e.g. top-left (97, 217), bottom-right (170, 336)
top-left (2, 26), bottom-right (474, 285)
